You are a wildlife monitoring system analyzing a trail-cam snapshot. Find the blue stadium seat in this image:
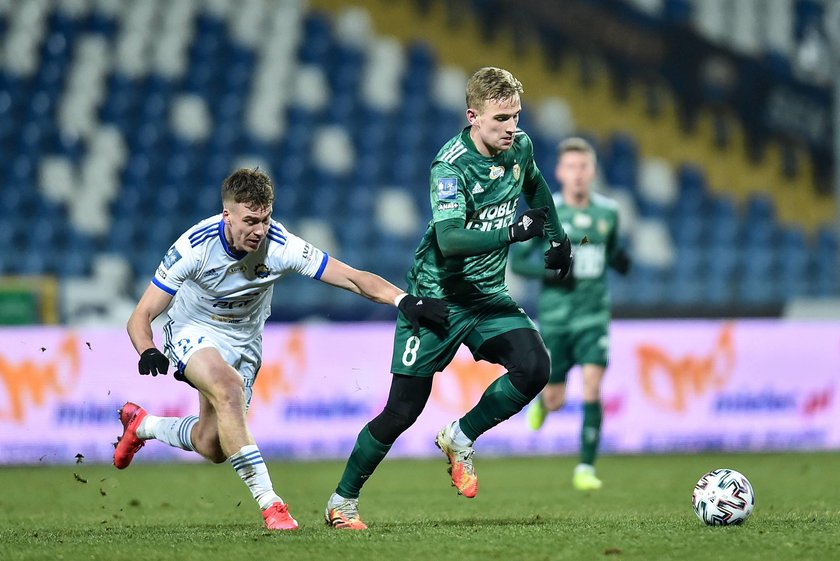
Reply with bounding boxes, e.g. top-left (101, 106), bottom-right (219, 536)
top-left (299, 13), bottom-right (333, 65)
top-left (604, 133), bottom-right (638, 190)
top-left (2, 0), bottom-right (831, 318)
